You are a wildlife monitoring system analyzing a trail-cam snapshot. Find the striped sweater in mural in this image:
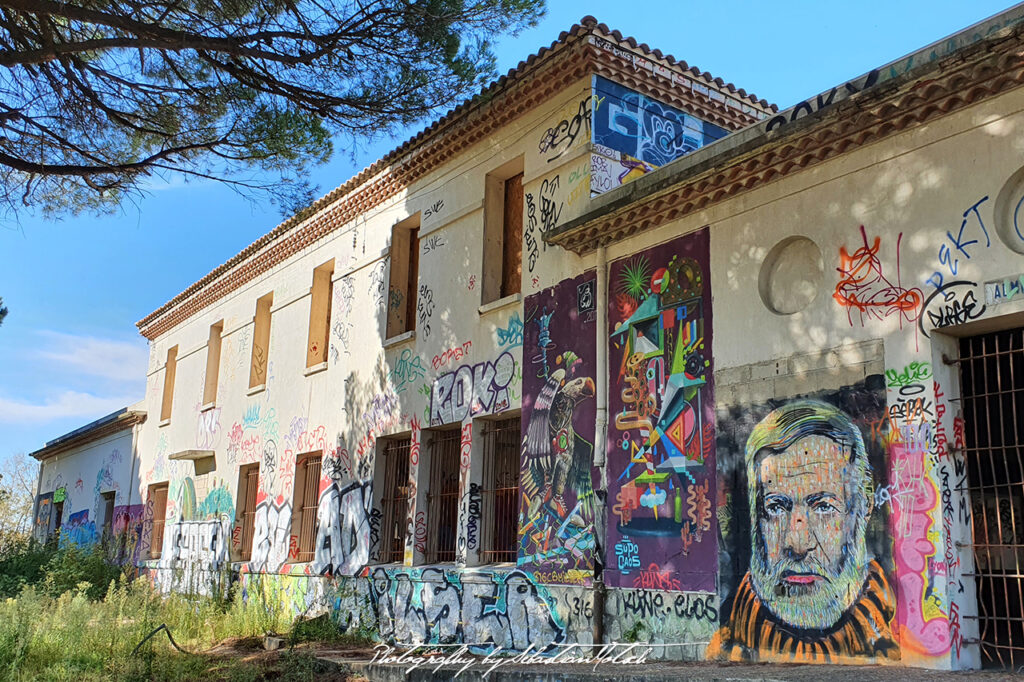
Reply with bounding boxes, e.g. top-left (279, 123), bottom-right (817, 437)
top-left (708, 560), bottom-right (899, 663)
